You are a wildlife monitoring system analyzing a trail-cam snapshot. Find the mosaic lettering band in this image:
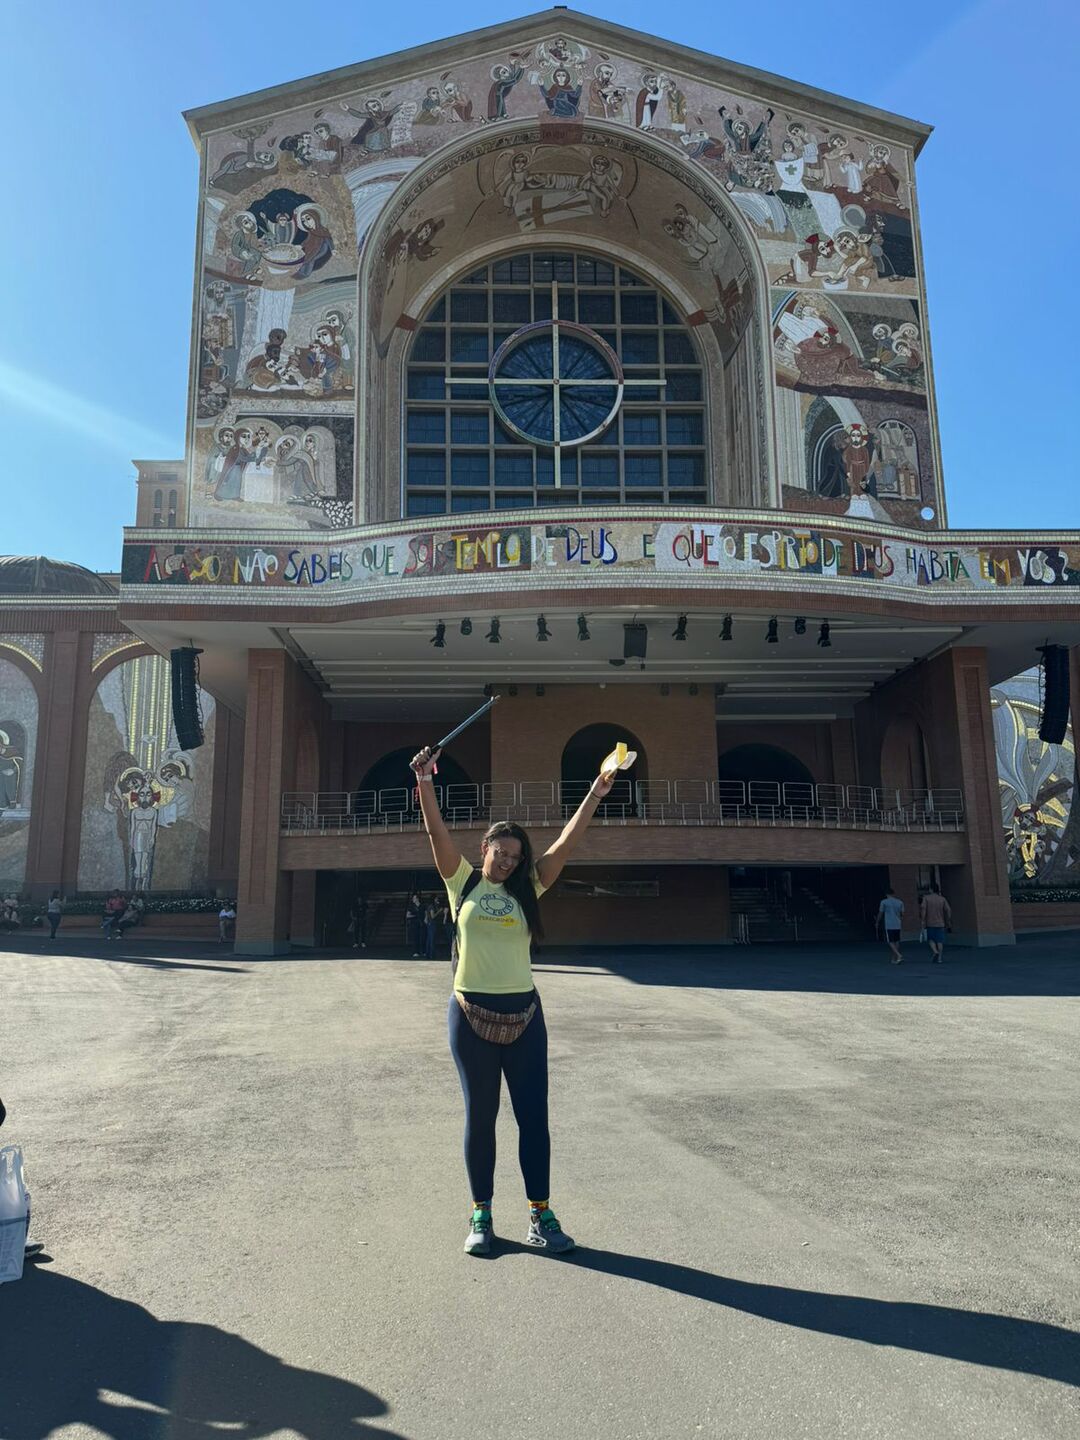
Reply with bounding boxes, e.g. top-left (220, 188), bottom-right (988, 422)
top-left (122, 521), bottom-right (1080, 596)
